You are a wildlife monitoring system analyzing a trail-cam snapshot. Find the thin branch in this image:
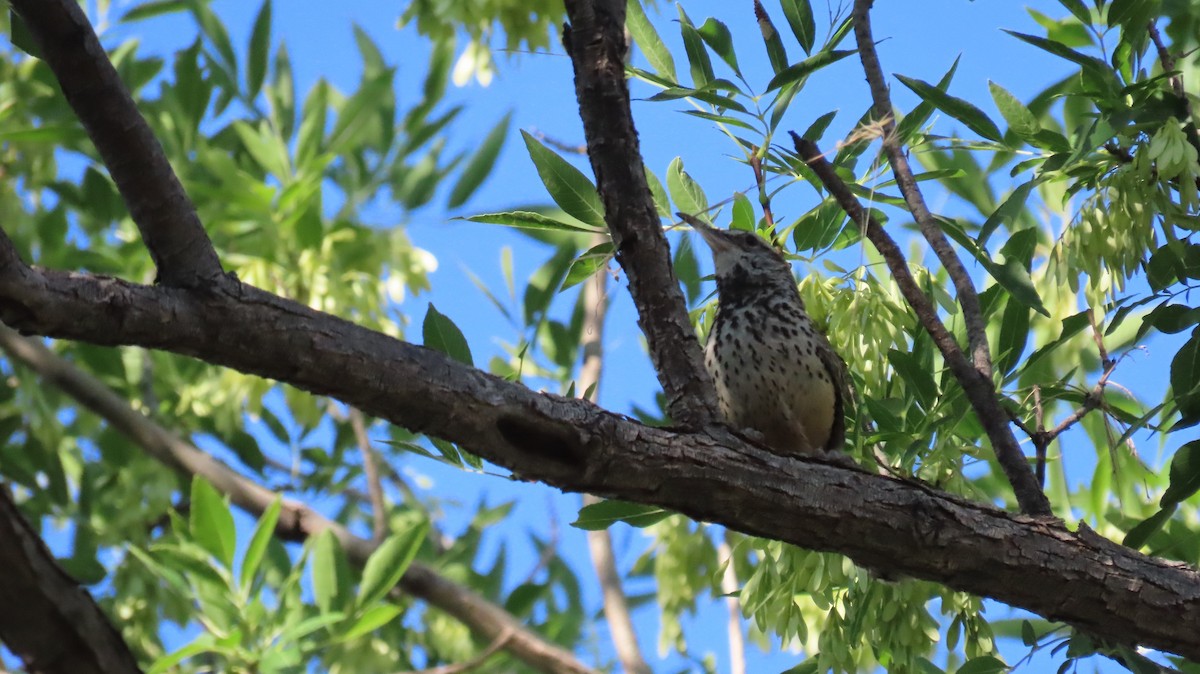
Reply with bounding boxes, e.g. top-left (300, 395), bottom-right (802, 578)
top-left (851, 0), bottom-right (993, 378)
top-left (0, 324), bottom-right (599, 674)
top-left (577, 230), bottom-right (652, 674)
top-left (349, 407), bottom-right (389, 542)
top-left (717, 534), bottom-right (746, 674)
top-left (8, 0), bottom-right (226, 288)
top-left (0, 237), bottom-right (1196, 659)
top-left (792, 135), bottom-right (1052, 516)
top-left (1147, 20), bottom-right (1200, 156)
top-left (750, 150), bottom-right (775, 234)
top-left (562, 0), bottom-right (719, 427)
top-left (394, 628), bottom-right (515, 674)
top-left (0, 486), bottom-right (144, 674)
